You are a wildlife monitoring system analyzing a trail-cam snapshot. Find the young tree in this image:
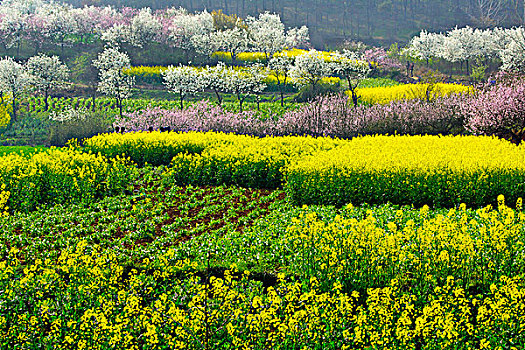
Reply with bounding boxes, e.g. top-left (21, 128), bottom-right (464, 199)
top-left (201, 61), bottom-right (229, 105)
top-left (162, 65), bottom-right (205, 110)
top-left (225, 64), bottom-right (267, 111)
top-left (290, 50), bottom-right (333, 95)
top-left (464, 81), bottom-right (525, 144)
top-left (330, 51), bottom-right (371, 107)
top-left (92, 46), bottom-right (134, 117)
top-left (25, 54), bottom-right (70, 111)
top-left (0, 56), bottom-right (30, 122)
top-left (268, 55), bottom-right (293, 106)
